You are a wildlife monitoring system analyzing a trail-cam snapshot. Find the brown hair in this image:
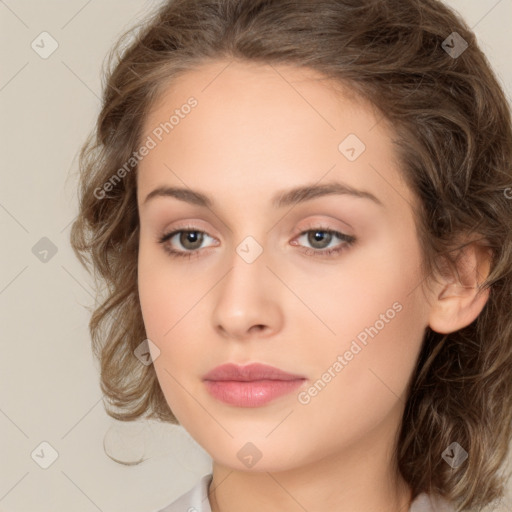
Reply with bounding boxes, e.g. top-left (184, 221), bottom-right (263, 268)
top-left (70, 0), bottom-right (512, 509)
